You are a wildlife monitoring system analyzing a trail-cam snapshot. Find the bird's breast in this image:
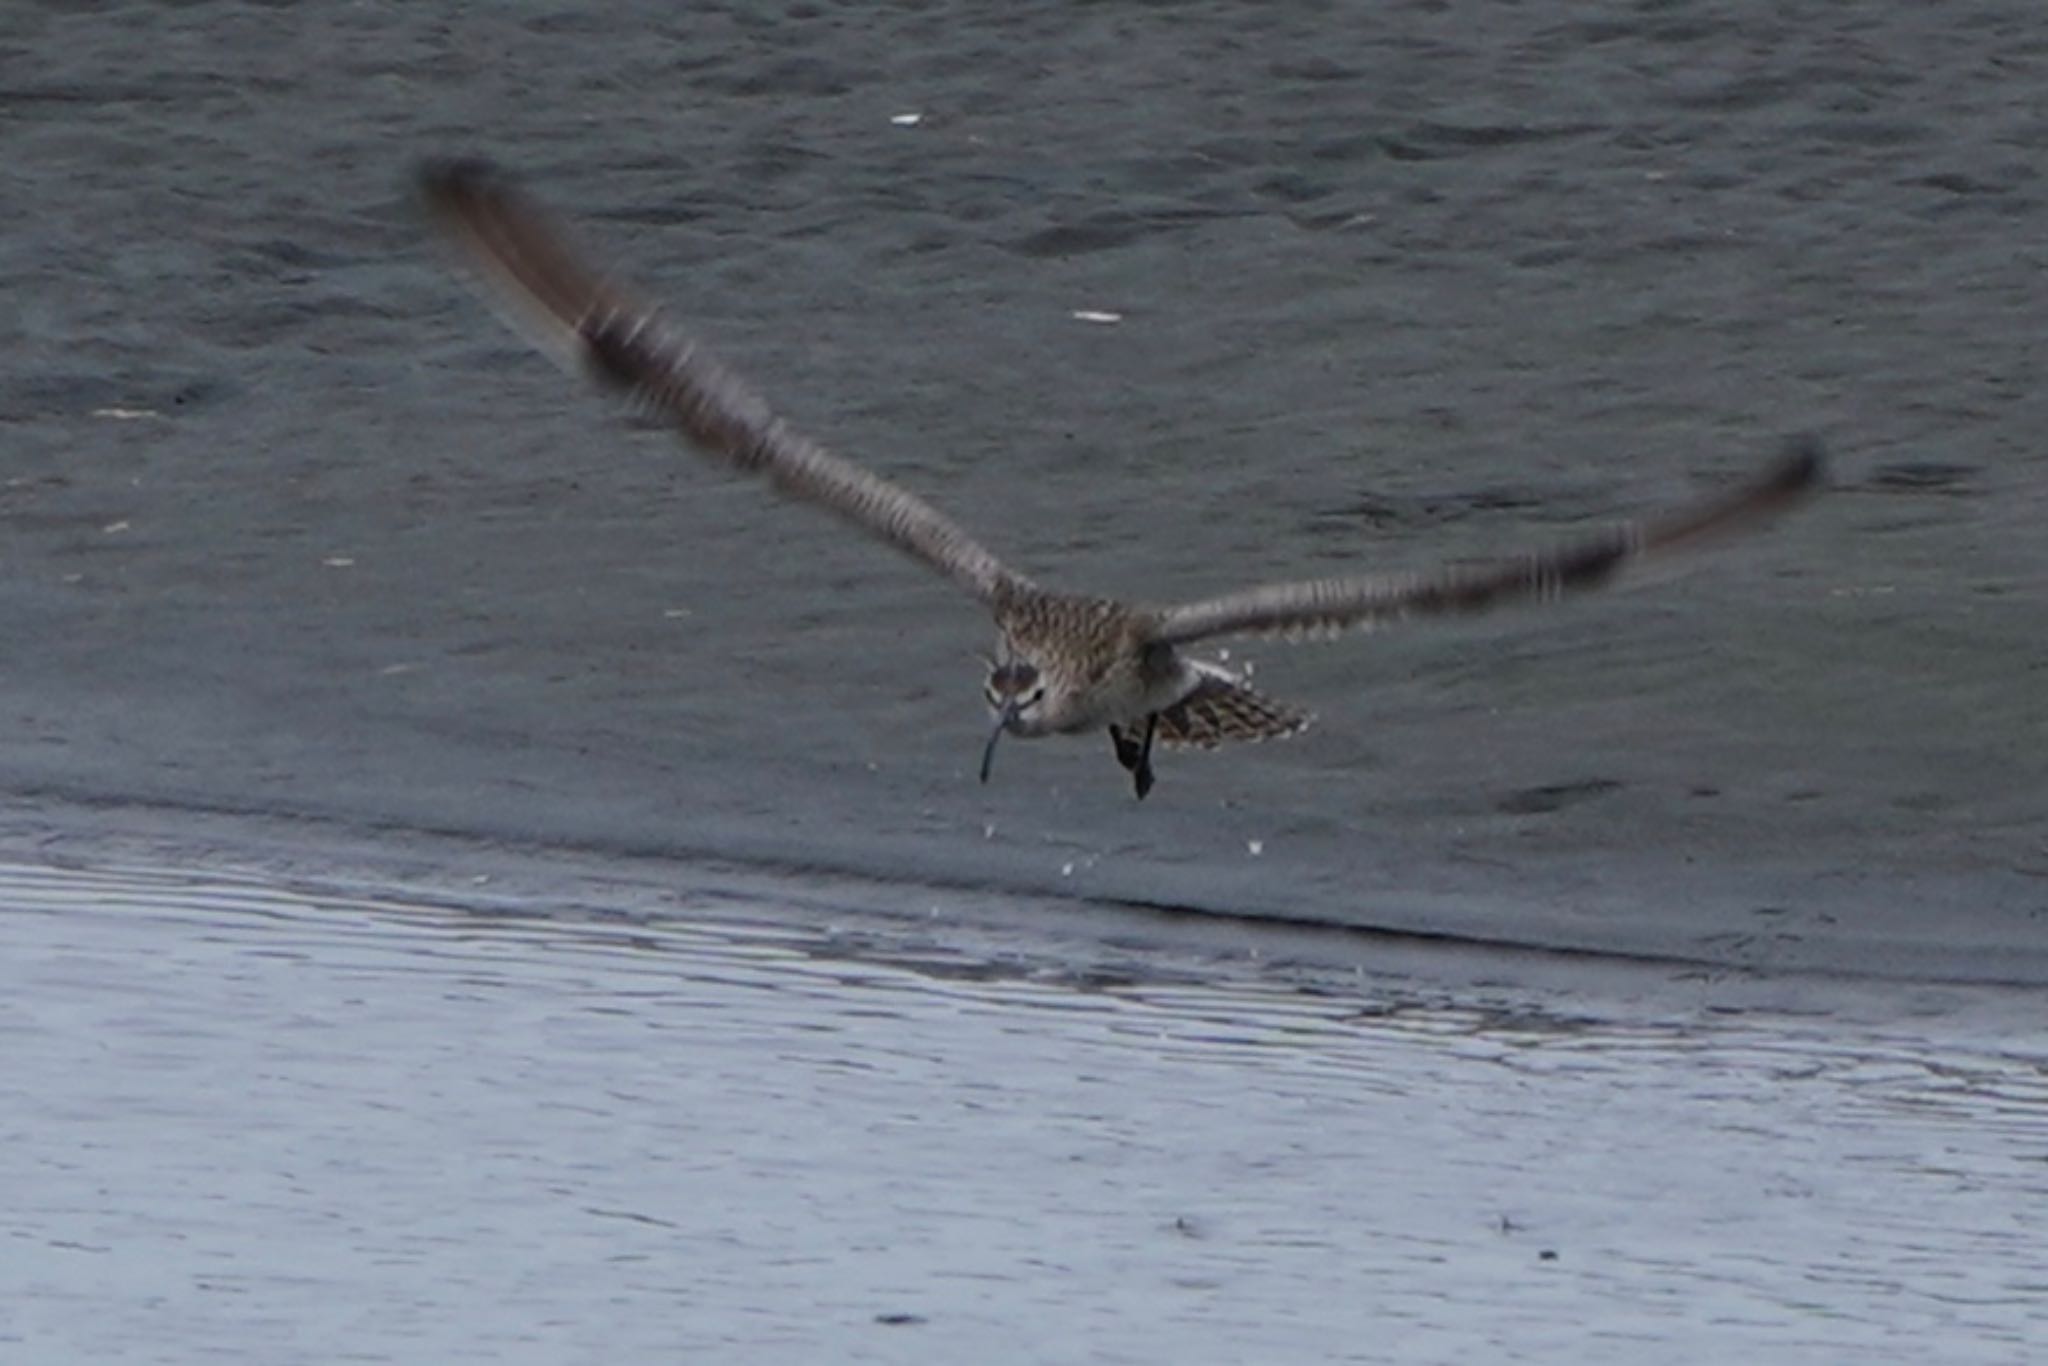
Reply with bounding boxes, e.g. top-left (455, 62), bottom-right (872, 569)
top-left (1047, 651), bottom-right (1201, 733)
